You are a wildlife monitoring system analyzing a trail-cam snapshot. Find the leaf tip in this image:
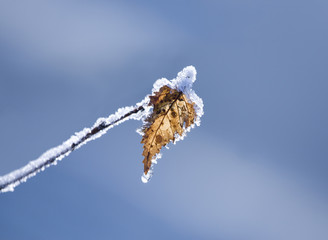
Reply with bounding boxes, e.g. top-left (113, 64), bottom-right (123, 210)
top-left (141, 171), bottom-right (152, 183)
